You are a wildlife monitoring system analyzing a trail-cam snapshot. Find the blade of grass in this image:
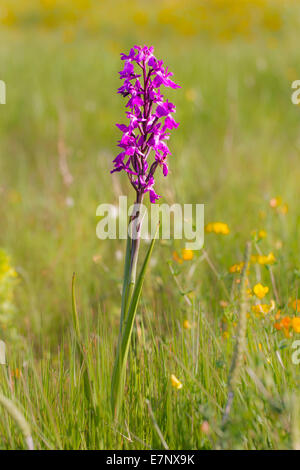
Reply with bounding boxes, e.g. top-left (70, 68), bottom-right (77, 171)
top-left (0, 391), bottom-right (34, 450)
